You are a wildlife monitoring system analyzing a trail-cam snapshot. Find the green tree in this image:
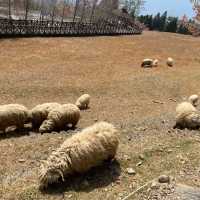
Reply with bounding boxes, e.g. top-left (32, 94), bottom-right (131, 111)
top-left (165, 17), bottom-right (178, 33)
